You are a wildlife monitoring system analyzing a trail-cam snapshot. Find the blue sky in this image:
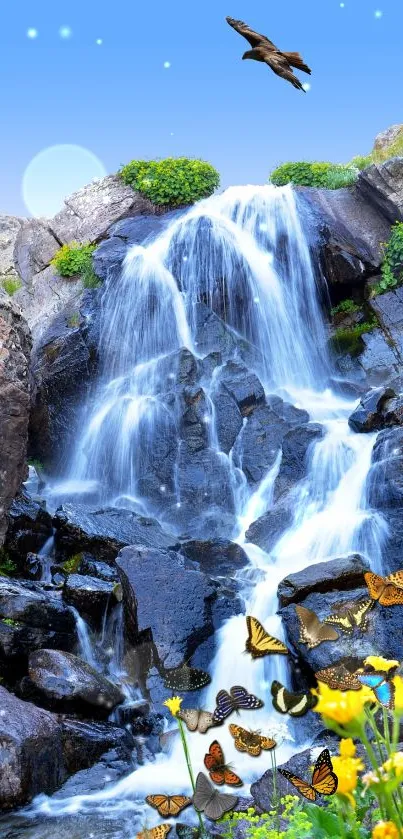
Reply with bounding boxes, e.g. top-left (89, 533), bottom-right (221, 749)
top-left (1, 0), bottom-right (401, 216)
